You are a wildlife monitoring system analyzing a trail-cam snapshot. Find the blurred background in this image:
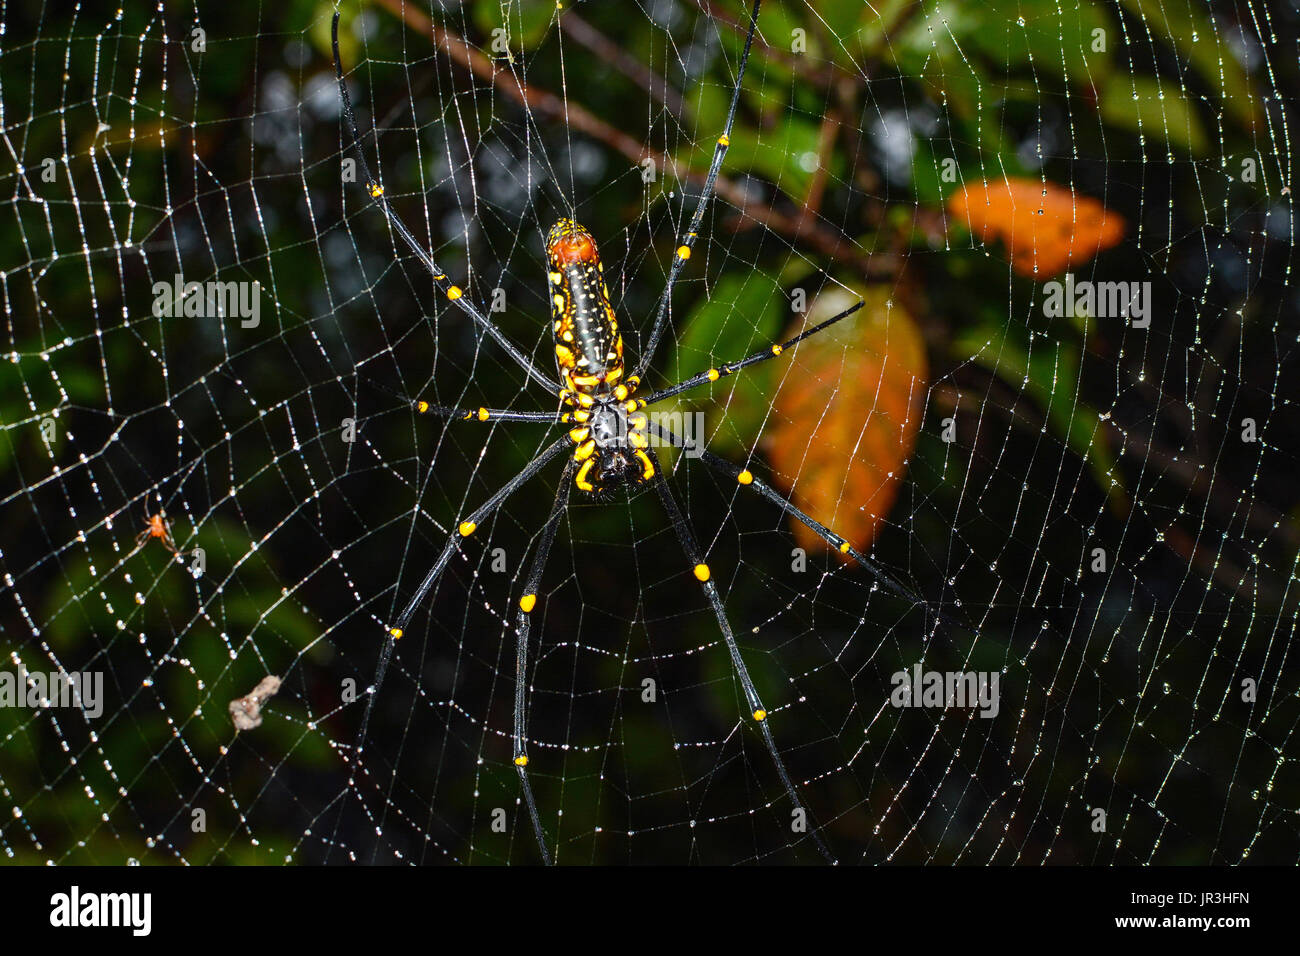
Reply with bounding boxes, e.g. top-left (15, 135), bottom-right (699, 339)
top-left (0, 0), bottom-right (1296, 864)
